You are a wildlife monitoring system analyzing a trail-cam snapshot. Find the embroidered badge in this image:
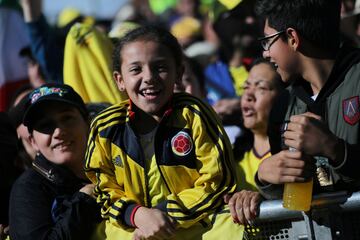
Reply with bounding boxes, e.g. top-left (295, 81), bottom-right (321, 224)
top-left (342, 96), bottom-right (360, 125)
top-left (30, 87), bottom-right (68, 104)
top-left (171, 131), bottom-right (193, 157)
top-left (112, 155), bottom-right (123, 167)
